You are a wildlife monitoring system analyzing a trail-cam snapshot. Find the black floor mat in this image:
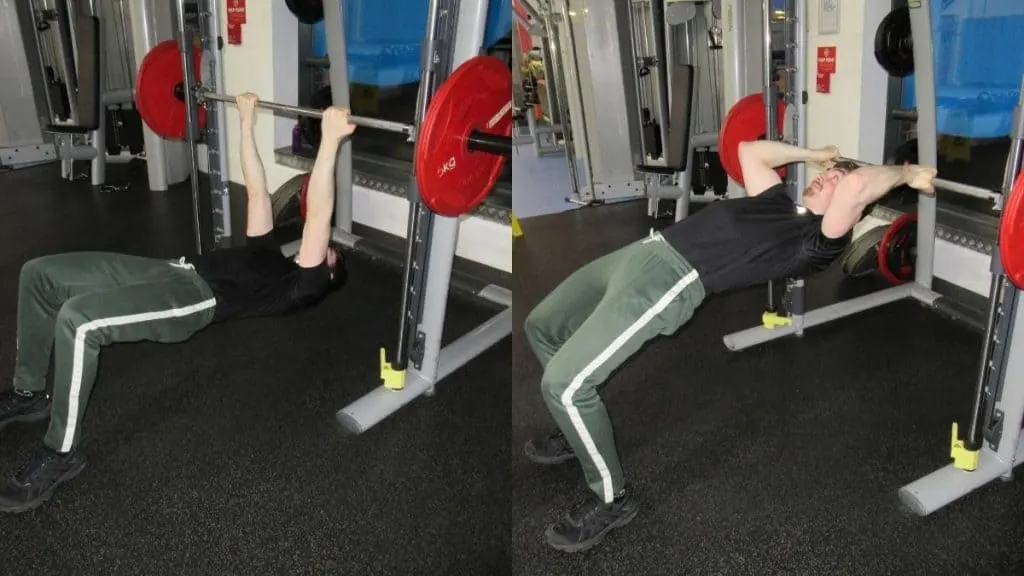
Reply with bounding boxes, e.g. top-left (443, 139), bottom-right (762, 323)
top-left (0, 162), bottom-right (510, 575)
top-left (512, 201), bottom-right (1024, 575)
